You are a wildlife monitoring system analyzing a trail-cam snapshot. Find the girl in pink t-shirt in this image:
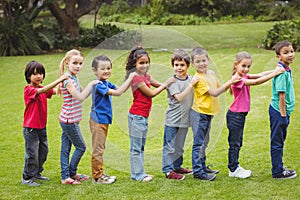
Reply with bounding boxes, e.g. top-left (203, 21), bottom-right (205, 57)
top-left (226, 52), bottom-right (284, 179)
top-left (125, 46), bottom-right (174, 182)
